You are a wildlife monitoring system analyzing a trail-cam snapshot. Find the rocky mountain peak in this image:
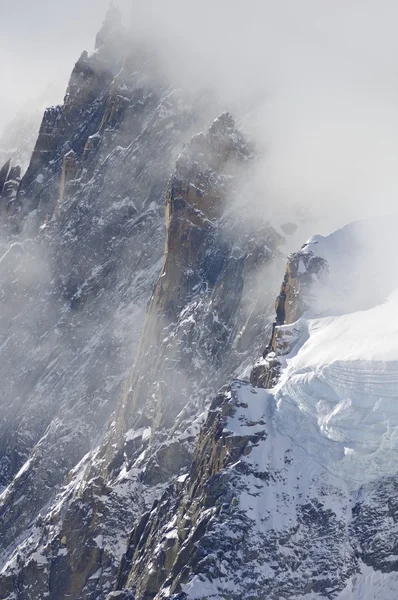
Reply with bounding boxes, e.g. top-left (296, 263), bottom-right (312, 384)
top-left (95, 3), bottom-right (123, 51)
top-left (174, 112), bottom-right (251, 198)
top-left (146, 113), bottom-right (260, 332)
top-left (10, 13), bottom-right (132, 227)
top-left (250, 243), bottom-right (328, 388)
top-left (95, 2), bottom-right (122, 43)
top-left (5, 6), bottom-right (398, 600)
